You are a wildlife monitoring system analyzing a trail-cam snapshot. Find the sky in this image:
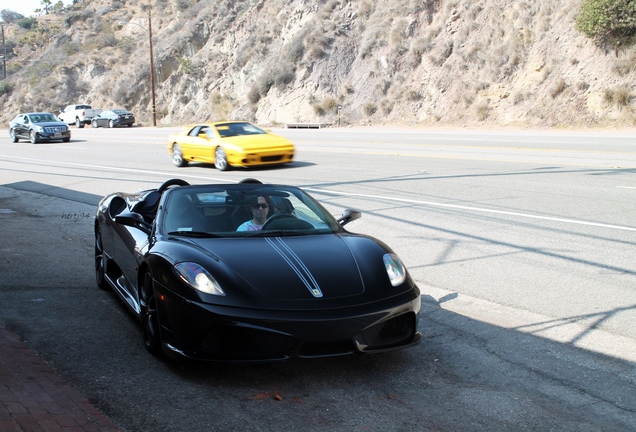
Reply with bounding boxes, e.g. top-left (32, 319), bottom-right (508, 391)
top-left (1, 0), bottom-right (75, 19)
